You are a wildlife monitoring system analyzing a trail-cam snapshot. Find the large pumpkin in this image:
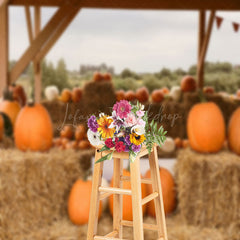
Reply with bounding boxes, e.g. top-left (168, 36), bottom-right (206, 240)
top-left (68, 179), bottom-right (102, 225)
top-left (145, 167), bottom-right (176, 216)
top-left (228, 107), bottom-right (240, 155)
top-left (109, 169), bottom-right (147, 221)
top-left (14, 103), bottom-right (53, 151)
top-left (187, 102), bottom-right (225, 153)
